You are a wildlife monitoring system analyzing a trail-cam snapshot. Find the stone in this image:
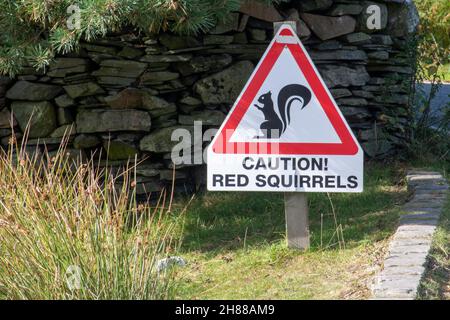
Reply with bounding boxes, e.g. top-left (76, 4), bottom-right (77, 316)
top-left (319, 65), bottom-right (370, 88)
top-left (175, 54), bottom-right (233, 76)
top-left (143, 38), bottom-right (158, 45)
top-left (316, 40), bottom-right (342, 51)
top-left (63, 82), bottom-right (105, 99)
top-left (328, 4), bottom-right (363, 16)
top-left (330, 88), bottom-right (352, 99)
top-left (62, 73), bottom-right (92, 84)
top-left (73, 134), bottom-right (101, 149)
top-left (141, 54), bottom-right (192, 63)
top-left (159, 34), bottom-right (201, 50)
top-left (352, 90), bottom-right (375, 99)
top-left (95, 77), bottom-right (136, 87)
top-left (239, 1), bottom-right (283, 22)
top-left (194, 61), bottom-right (254, 104)
top-left (6, 81), bottom-right (62, 101)
top-left (387, 0), bottom-right (419, 37)
top-left (337, 98), bottom-right (368, 107)
top-left (344, 32), bottom-right (371, 44)
top-left (134, 163), bottom-right (163, 177)
top-left (18, 75), bottom-right (38, 81)
top-left (141, 94), bottom-right (177, 118)
top-left (140, 71), bottom-right (179, 85)
top-left (248, 28), bottom-right (267, 42)
top-left (81, 44), bottom-right (118, 55)
top-left (57, 108), bottom-right (74, 125)
top-left (26, 136), bottom-right (74, 146)
top-left (340, 107), bottom-right (371, 121)
top-left (361, 139), bottom-right (393, 157)
top-left (310, 50), bottom-right (367, 61)
top-left (159, 170), bottom-right (187, 181)
top-left (301, 13), bottom-right (356, 40)
top-left (368, 51), bottom-right (389, 60)
top-left (133, 179), bottom-right (164, 195)
top-left (297, 0), bottom-right (333, 12)
top-left (76, 109), bottom-right (151, 133)
top-left (140, 126), bottom-right (194, 153)
top-left (50, 124), bottom-right (76, 138)
top-left (104, 88), bottom-right (143, 109)
top-left (92, 60), bottom-right (147, 78)
top-left (103, 140), bottom-right (139, 160)
top-left (55, 94), bottom-right (75, 108)
top-left (371, 35), bottom-right (393, 46)
top-left (151, 114), bottom-right (178, 128)
top-left (178, 110), bottom-right (225, 126)
top-left (371, 169), bottom-right (447, 300)
top-left (10, 101), bottom-right (57, 138)
top-left (0, 128), bottom-right (12, 138)
top-left (144, 45), bottom-right (167, 55)
top-left (0, 108), bottom-right (17, 128)
top-left (117, 47), bottom-right (144, 59)
top-left (359, 1), bottom-right (388, 33)
top-left (209, 13), bottom-right (240, 34)
top-left (47, 58), bottom-right (90, 77)
top-left (375, 94), bottom-right (409, 105)
top-left (0, 76), bottom-right (13, 87)
top-left (204, 44), bottom-right (266, 55)
top-left (296, 19), bottom-right (312, 38)
top-left (233, 32), bottom-right (248, 44)
top-left (152, 80), bottom-right (186, 94)
top-left (203, 35), bottom-right (234, 46)
top-left (179, 96), bottom-right (202, 106)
